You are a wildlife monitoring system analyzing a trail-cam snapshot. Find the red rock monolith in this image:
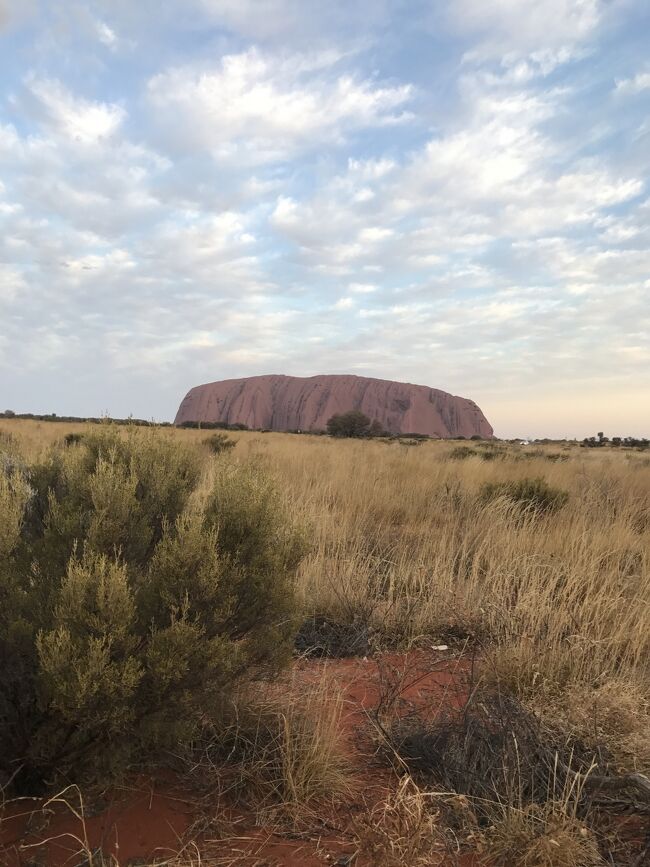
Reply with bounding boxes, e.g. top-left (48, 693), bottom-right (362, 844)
top-left (175, 374), bottom-right (493, 438)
